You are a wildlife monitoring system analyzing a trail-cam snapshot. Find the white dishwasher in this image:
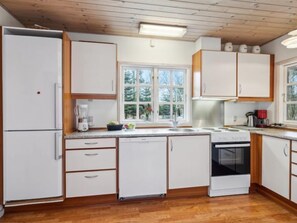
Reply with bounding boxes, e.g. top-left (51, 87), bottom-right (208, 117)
top-left (119, 137), bottom-right (167, 199)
